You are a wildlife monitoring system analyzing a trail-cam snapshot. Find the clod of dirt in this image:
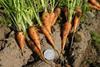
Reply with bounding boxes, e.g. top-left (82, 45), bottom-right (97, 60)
top-left (71, 31), bottom-right (91, 67)
top-left (0, 25), bottom-right (10, 40)
top-left (0, 37), bottom-right (32, 67)
top-left (70, 11), bottom-right (100, 67)
top-left (0, 25), bottom-right (10, 50)
top-left (74, 32), bottom-right (82, 42)
top-left (0, 26), bottom-right (32, 67)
